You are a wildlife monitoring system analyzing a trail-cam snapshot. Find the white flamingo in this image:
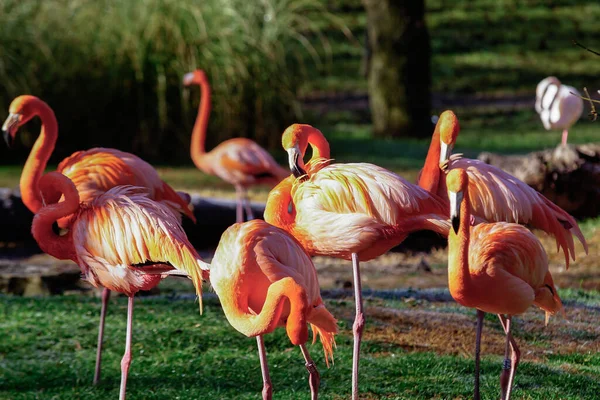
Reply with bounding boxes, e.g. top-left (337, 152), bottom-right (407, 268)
top-left (535, 76), bottom-right (584, 146)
